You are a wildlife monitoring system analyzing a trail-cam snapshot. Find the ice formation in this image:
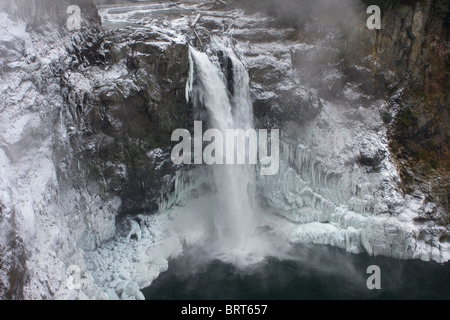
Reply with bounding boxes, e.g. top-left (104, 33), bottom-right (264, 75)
top-left (1, 0), bottom-right (448, 301)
